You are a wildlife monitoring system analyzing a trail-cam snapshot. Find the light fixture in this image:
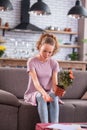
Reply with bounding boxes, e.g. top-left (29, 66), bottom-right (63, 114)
top-left (29, 0), bottom-right (51, 15)
top-left (67, 0), bottom-right (87, 19)
top-left (0, 0), bottom-right (13, 11)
